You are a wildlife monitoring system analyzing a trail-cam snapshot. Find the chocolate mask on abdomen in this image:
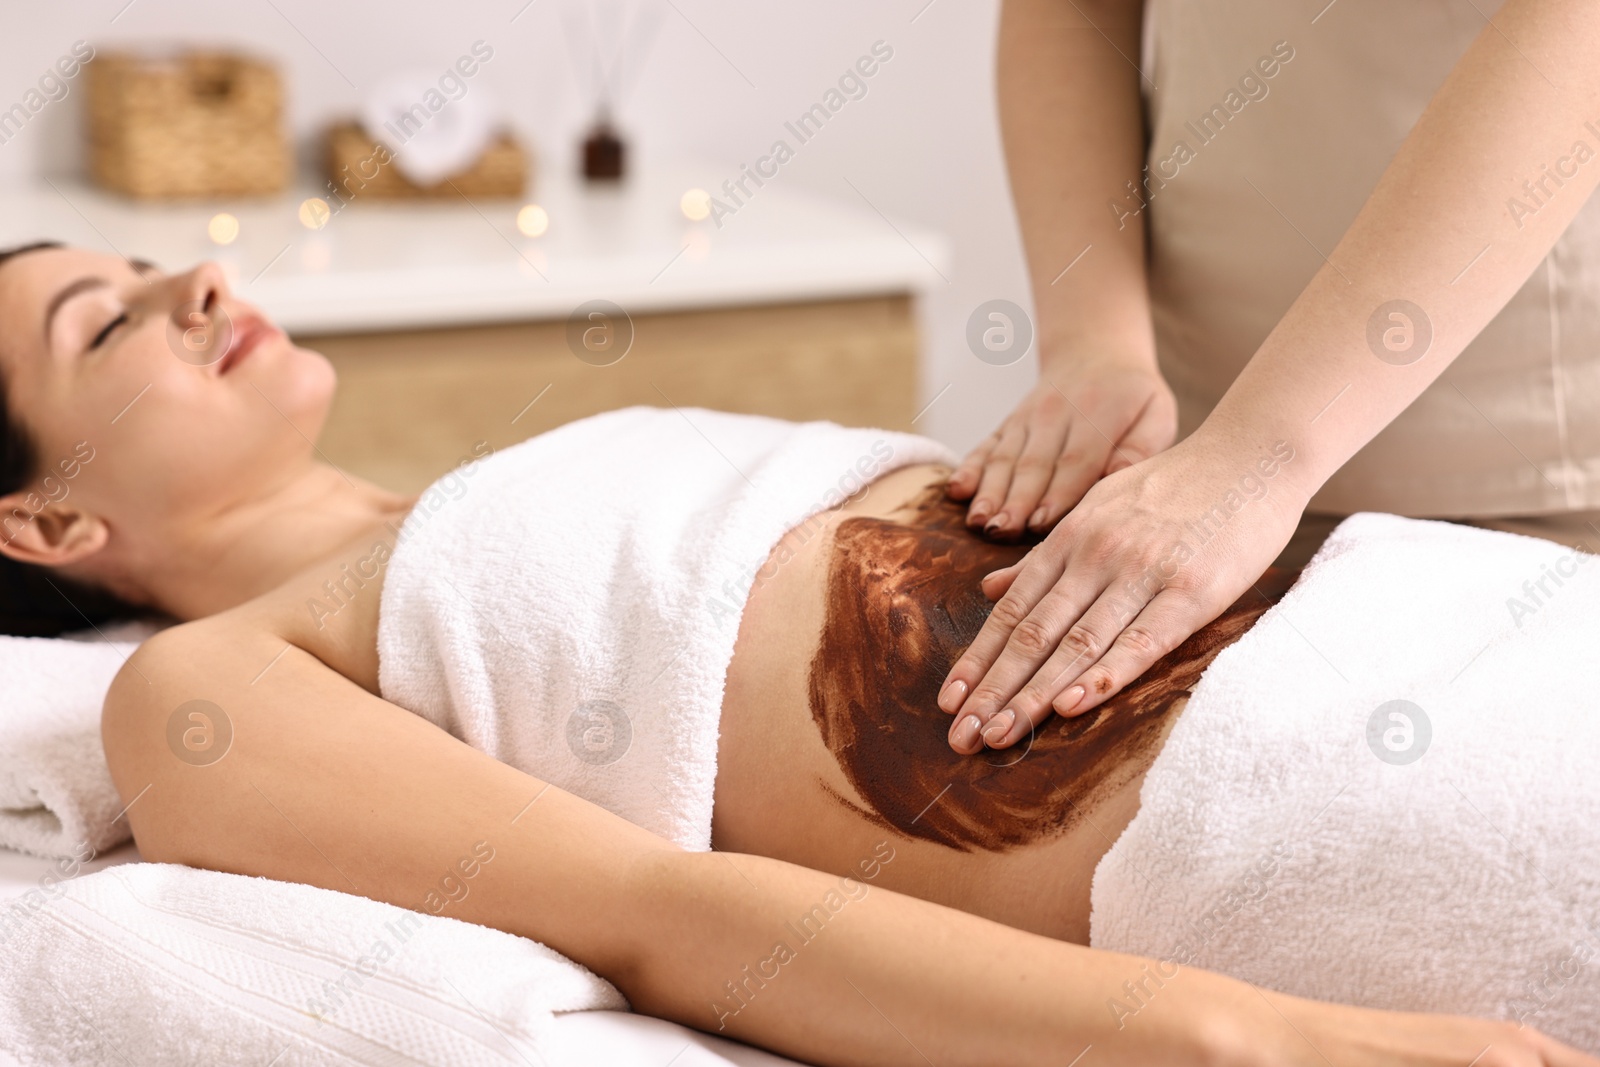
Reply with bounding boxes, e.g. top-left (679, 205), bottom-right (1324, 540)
top-left (807, 487), bottom-right (1294, 852)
